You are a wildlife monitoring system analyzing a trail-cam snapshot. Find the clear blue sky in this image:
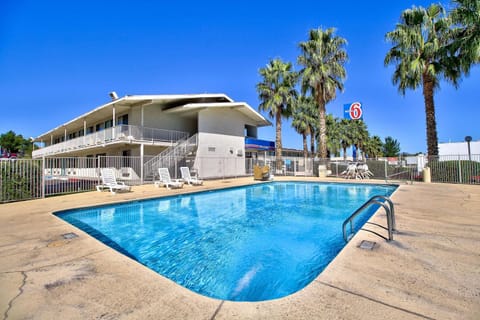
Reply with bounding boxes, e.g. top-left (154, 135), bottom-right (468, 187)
top-left (1, 0), bottom-right (478, 154)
